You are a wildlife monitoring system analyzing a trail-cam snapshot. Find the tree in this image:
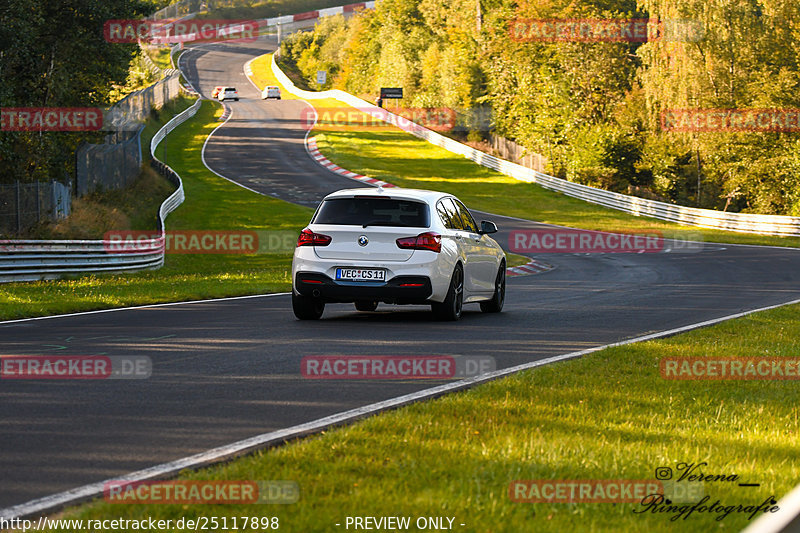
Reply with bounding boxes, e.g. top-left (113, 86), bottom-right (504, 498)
top-left (0, 0), bottom-right (152, 184)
